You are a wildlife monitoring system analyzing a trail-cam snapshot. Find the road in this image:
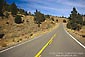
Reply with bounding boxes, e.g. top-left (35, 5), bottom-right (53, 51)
top-left (0, 23), bottom-right (85, 57)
